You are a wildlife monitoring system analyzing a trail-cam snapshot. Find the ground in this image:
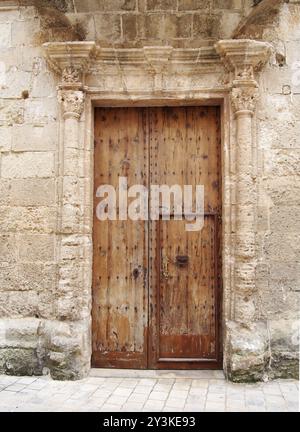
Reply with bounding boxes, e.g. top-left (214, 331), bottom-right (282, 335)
top-left (0, 370), bottom-right (298, 412)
